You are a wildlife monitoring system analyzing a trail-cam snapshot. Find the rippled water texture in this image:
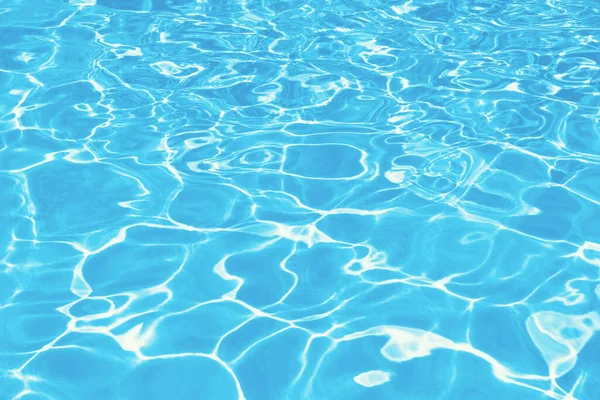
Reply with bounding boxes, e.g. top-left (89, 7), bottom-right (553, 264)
top-left (1, 0), bottom-right (600, 399)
